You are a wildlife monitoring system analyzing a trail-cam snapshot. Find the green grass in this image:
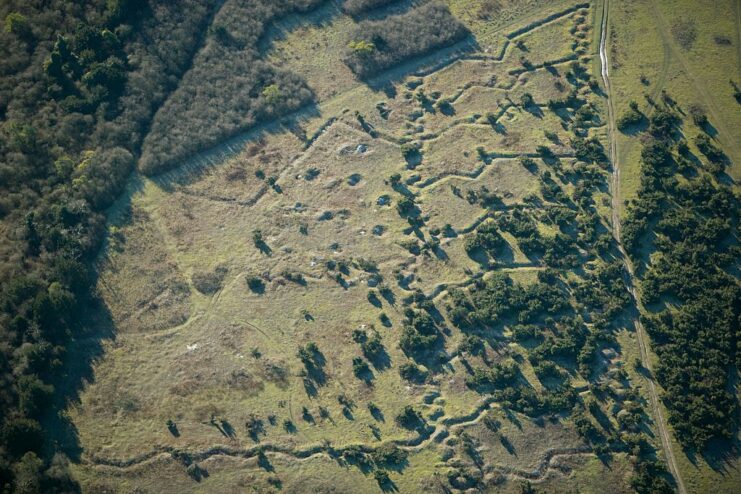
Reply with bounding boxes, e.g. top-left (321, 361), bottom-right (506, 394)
top-left (67, 1), bottom-right (664, 491)
top-left (609, 0), bottom-right (741, 211)
top-left (418, 158), bottom-right (542, 231)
